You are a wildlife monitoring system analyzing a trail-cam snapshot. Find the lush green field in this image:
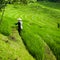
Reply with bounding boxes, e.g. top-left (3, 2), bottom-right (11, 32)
top-left (0, 1), bottom-right (60, 60)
